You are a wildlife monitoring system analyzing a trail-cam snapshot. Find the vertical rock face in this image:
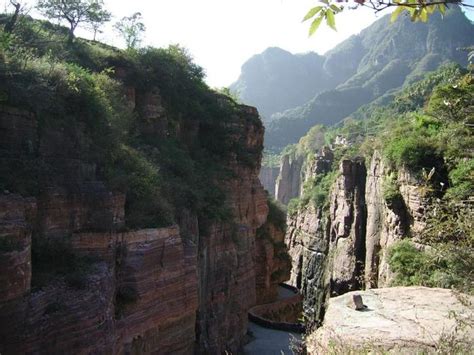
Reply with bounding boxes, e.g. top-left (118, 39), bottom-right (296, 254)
top-left (364, 152), bottom-right (424, 288)
top-left (194, 106), bottom-right (269, 353)
top-left (0, 98), bottom-right (269, 353)
top-left (364, 152), bottom-right (408, 287)
top-left (254, 220), bottom-right (291, 304)
top-left (285, 150), bottom-right (428, 325)
top-left (276, 153), bottom-right (304, 204)
top-left (0, 195), bottom-right (34, 303)
top-left (284, 149), bottom-right (335, 322)
top-left (328, 159), bottom-right (367, 295)
top-left (285, 204), bottom-right (330, 323)
top-left (0, 226), bottom-right (197, 354)
top-left (259, 166), bottom-right (280, 197)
